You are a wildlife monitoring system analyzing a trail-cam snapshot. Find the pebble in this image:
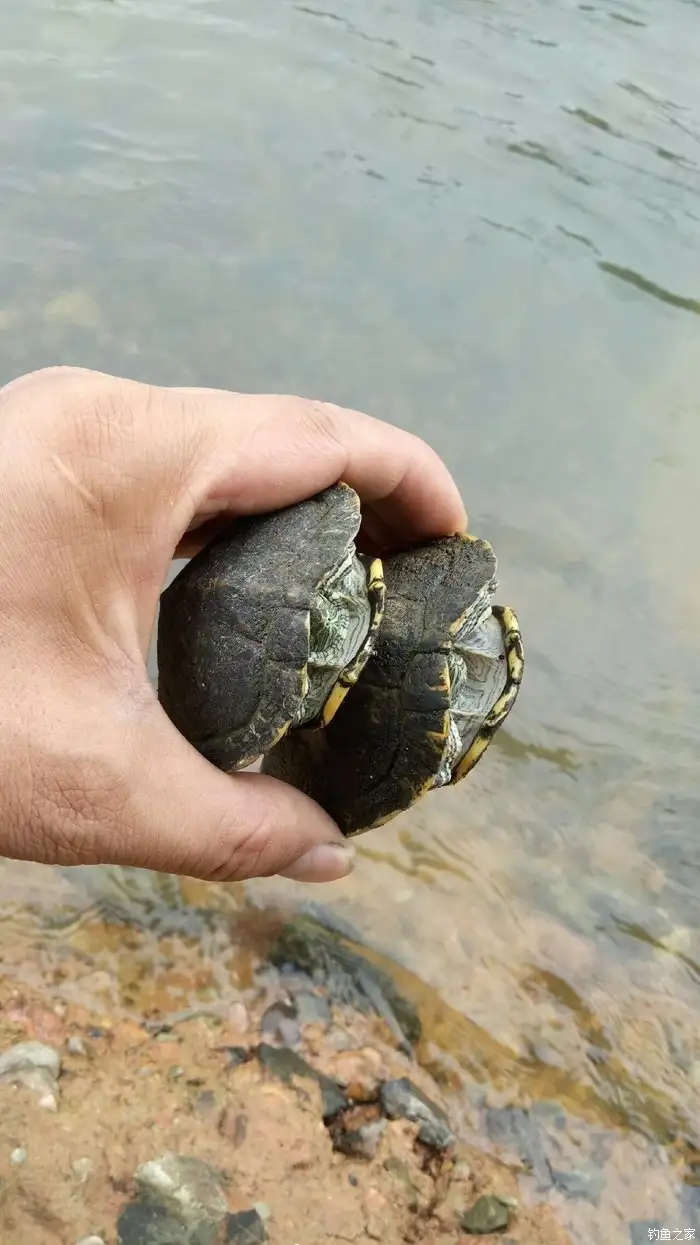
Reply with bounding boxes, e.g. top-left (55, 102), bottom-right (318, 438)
top-left (116, 1201), bottom-right (194, 1244)
top-left (10, 1147), bottom-right (27, 1165)
top-left (379, 1078), bottom-right (455, 1149)
top-left (75, 1237), bottom-right (105, 1245)
top-left (134, 1152), bottom-right (228, 1227)
top-left (67, 1036), bottom-right (87, 1056)
top-left (293, 990), bottom-right (332, 1028)
top-left (225, 1208), bottom-right (268, 1243)
top-left (460, 1194), bottom-right (511, 1234)
top-left (255, 1042), bottom-right (347, 1120)
top-left (0, 1040), bottom-right (61, 1105)
top-left (72, 1157), bottom-right (95, 1182)
top-left (260, 1000), bottom-right (302, 1048)
top-left (0, 1040), bottom-right (60, 1079)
